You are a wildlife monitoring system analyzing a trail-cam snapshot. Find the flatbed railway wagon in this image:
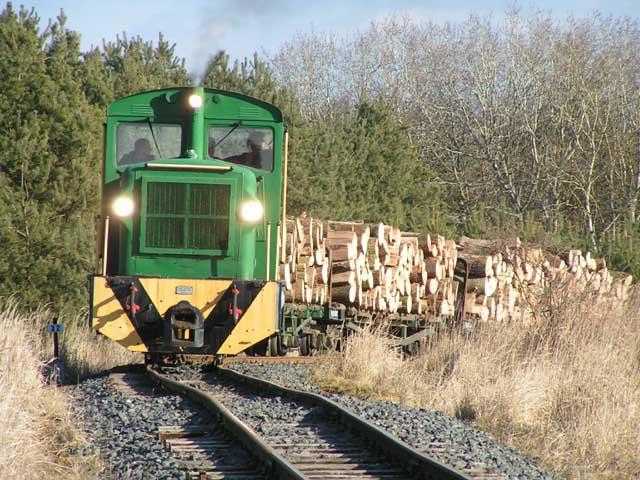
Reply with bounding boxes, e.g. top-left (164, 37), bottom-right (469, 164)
top-left (90, 87), bottom-right (466, 362)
